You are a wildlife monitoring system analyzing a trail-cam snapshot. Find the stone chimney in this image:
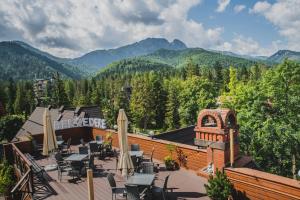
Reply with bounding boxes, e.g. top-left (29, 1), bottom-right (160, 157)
top-left (194, 109), bottom-right (239, 172)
